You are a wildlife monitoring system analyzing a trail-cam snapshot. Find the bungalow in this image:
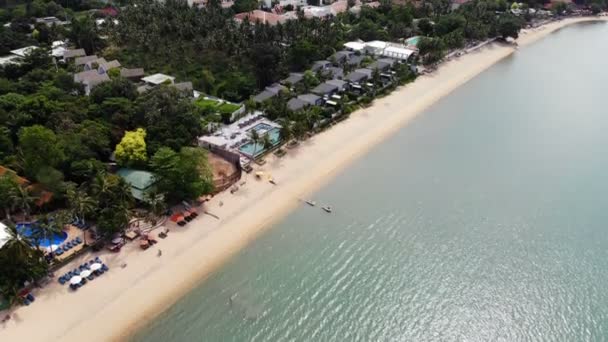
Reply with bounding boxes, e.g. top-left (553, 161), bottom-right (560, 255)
top-left (311, 82), bottom-right (339, 96)
top-left (83, 57), bottom-right (107, 71)
top-left (173, 82), bottom-right (194, 96)
top-left (74, 70), bottom-right (110, 95)
top-left (326, 79), bottom-right (348, 92)
top-left (75, 55), bottom-right (99, 66)
top-left (287, 98), bottom-right (308, 111)
top-left (346, 55), bottom-right (364, 67)
top-left (116, 168), bottom-right (157, 202)
top-left (344, 41), bottom-right (366, 52)
top-left (321, 66), bottom-right (344, 80)
top-left (98, 59), bottom-right (121, 74)
top-left (298, 93), bottom-right (323, 106)
top-left (331, 50), bottom-right (354, 64)
top-left (120, 68), bottom-right (145, 81)
top-left (345, 70), bottom-right (368, 84)
top-left (281, 72), bottom-right (304, 86)
top-left (142, 73), bottom-right (175, 86)
top-left (62, 48), bottom-right (86, 60)
top-left (287, 93), bottom-right (322, 111)
top-left (311, 60), bottom-right (331, 72)
top-left (368, 59), bottom-right (392, 72)
top-left (355, 68), bottom-right (373, 79)
top-left (253, 83), bottom-right (287, 103)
